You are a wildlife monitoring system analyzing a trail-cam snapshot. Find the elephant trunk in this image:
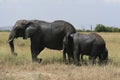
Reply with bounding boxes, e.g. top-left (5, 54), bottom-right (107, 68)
top-left (8, 30), bottom-right (15, 42)
top-left (8, 31), bottom-right (17, 56)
